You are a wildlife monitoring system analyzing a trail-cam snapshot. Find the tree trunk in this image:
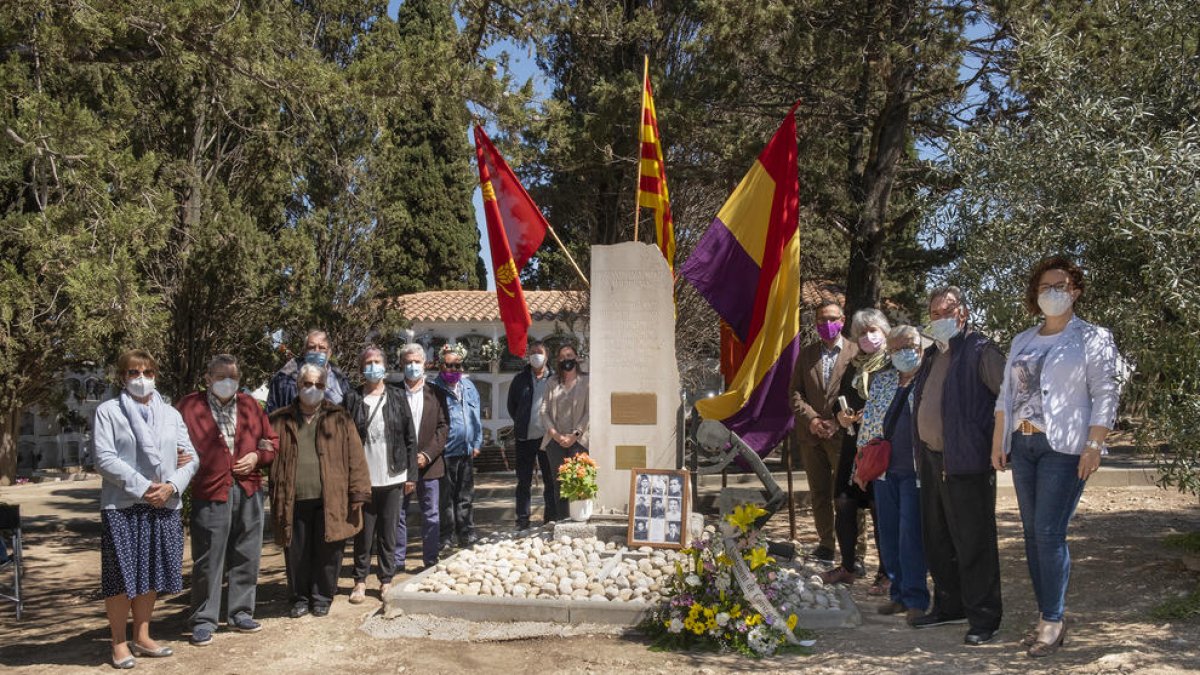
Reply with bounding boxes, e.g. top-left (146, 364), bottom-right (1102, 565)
top-left (843, 17), bottom-right (916, 318)
top-left (0, 405), bottom-right (19, 486)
